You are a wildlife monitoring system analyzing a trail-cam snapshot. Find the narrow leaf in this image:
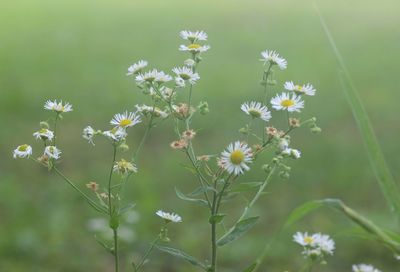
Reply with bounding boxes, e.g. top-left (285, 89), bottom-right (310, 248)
top-left (209, 214), bottom-right (226, 224)
top-left (243, 263), bottom-right (257, 272)
top-left (119, 203), bottom-right (136, 215)
top-left (189, 186), bottom-right (217, 197)
top-left (231, 182), bottom-right (263, 193)
top-left (156, 245), bottom-right (207, 270)
top-left (175, 187), bottom-right (208, 206)
top-left (283, 200), bottom-right (325, 229)
top-left (217, 216), bottom-right (259, 246)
